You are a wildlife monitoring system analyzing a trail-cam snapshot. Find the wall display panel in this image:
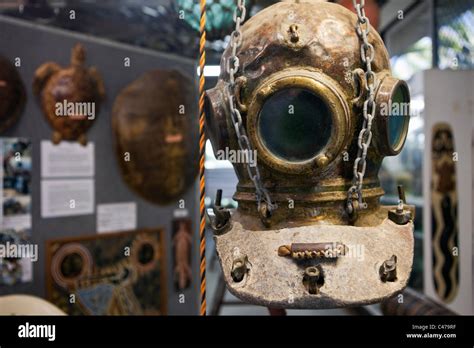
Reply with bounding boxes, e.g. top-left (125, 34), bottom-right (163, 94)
top-left (0, 15), bottom-right (200, 315)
